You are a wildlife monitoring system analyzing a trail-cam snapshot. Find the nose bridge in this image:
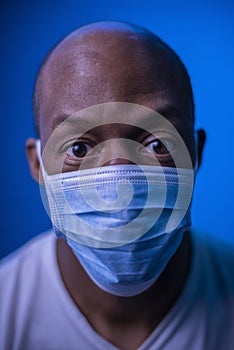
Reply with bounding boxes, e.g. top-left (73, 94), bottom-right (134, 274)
top-left (100, 138), bottom-right (136, 166)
